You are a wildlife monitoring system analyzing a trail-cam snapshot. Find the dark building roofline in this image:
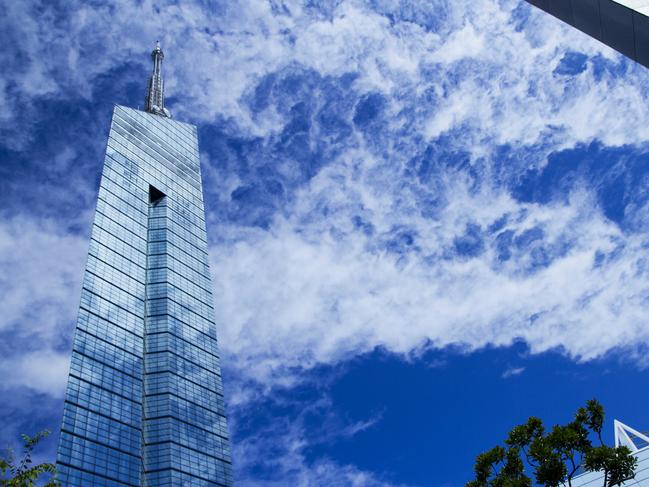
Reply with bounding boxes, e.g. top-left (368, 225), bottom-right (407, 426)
top-left (525, 0), bottom-right (649, 69)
